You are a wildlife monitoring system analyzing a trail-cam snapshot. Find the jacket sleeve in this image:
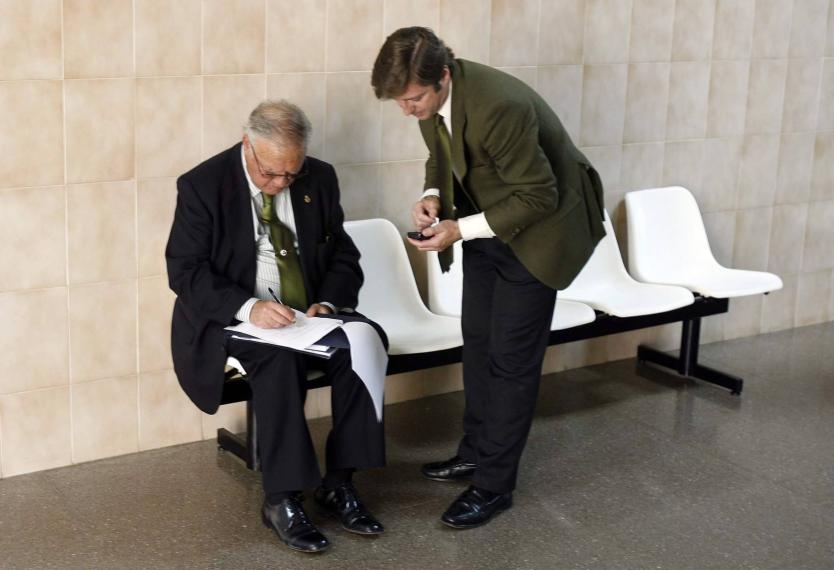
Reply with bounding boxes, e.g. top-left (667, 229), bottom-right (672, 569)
top-left (315, 165), bottom-right (364, 310)
top-left (480, 101), bottom-right (560, 242)
top-left (165, 177), bottom-right (252, 325)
